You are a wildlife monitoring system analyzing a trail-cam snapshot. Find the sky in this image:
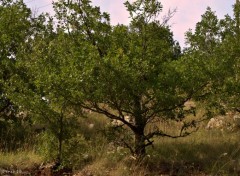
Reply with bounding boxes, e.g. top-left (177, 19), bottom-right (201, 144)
top-left (24, 0), bottom-right (236, 47)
